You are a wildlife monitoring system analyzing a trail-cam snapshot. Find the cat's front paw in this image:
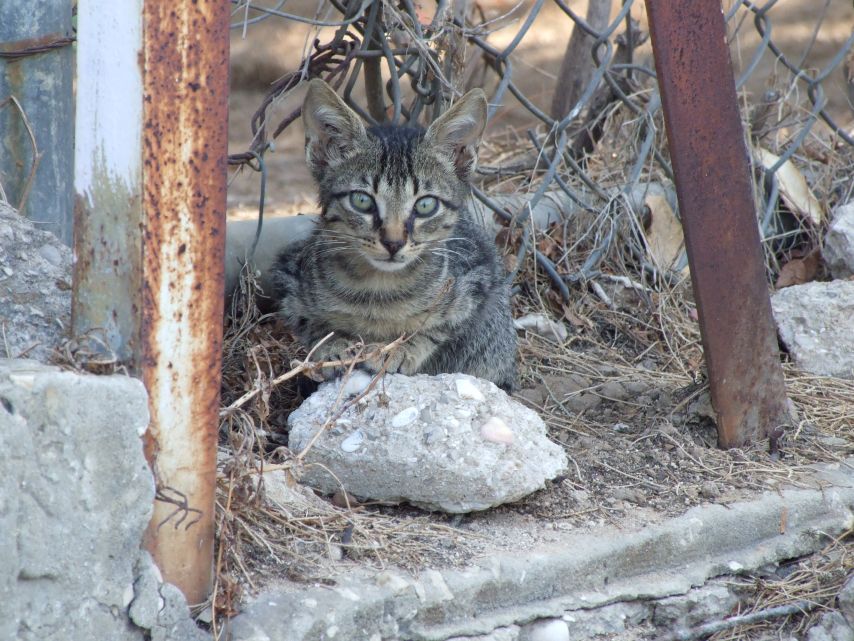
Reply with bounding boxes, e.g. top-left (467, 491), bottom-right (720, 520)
top-left (309, 338), bottom-right (363, 381)
top-left (362, 346), bottom-right (407, 376)
top-left (362, 343), bottom-right (428, 376)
